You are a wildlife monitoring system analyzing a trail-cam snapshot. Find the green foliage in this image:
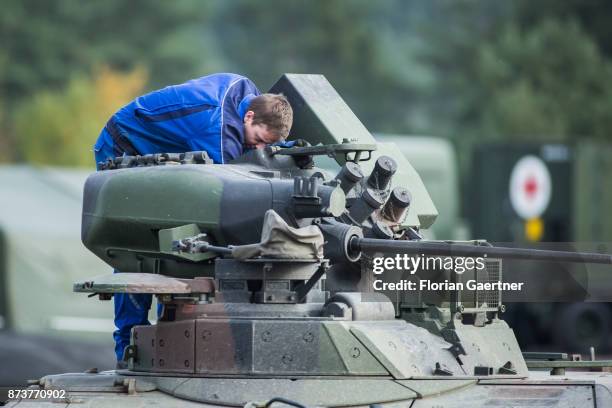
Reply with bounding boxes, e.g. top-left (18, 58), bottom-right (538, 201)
top-left (2, 0), bottom-right (612, 167)
top-left (516, 0), bottom-right (612, 58)
top-left (0, 0), bottom-right (210, 103)
top-left (213, 0), bottom-right (433, 133)
top-left (418, 2), bottom-right (612, 144)
top-left (13, 67), bottom-right (146, 167)
top-left (455, 19), bottom-right (612, 141)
